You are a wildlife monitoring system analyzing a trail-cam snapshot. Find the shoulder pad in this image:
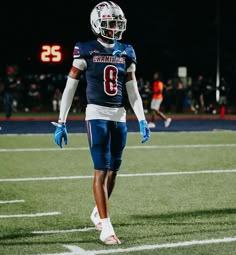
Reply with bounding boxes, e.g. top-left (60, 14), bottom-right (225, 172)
top-left (120, 43), bottom-right (137, 64)
top-left (73, 41), bottom-right (96, 59)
